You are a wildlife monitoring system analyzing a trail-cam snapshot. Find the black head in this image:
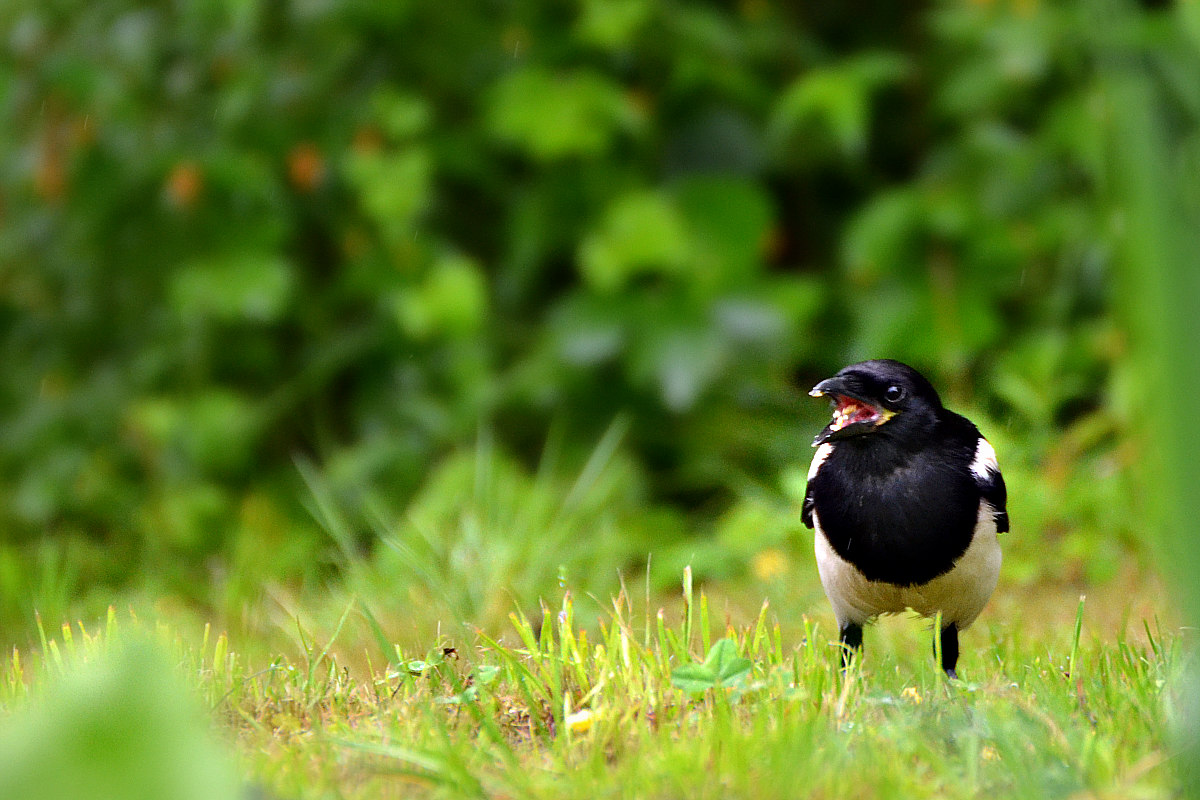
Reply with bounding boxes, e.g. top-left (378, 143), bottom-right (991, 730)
top-left (808, 359), bottom-right (943, 446)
